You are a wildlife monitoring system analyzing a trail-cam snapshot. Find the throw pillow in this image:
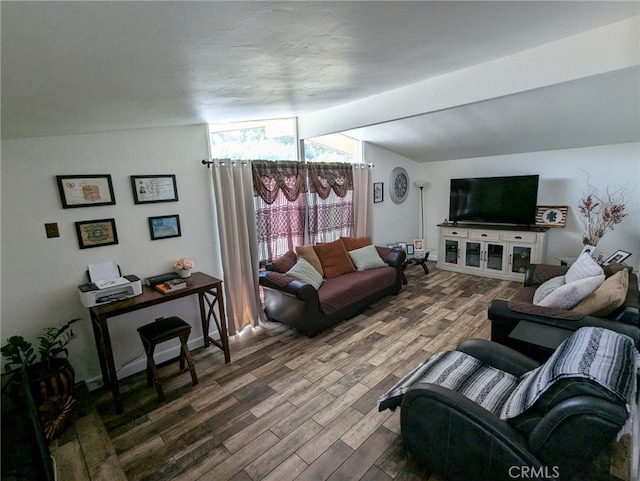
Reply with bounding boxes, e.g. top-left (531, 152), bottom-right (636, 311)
top-left (538, 275), bottom-right (605, 310)
top-left (533, 276), bottom-right (565, 305)
top-left (572, 269), bottom-right (629, 317)
top-left (313, 239), bottom-right (357, 279)
top-left (565, 252), bottom-right (604, 284)
top-left (603, 263), bottom-right (633, 278)
top-left (270, 250), bottom-right (297, 273)
top-left (340, 236), bottom-right (372, 251)
top-left (295, 244), bottom-right (324, 276)
top-left (285, 257), bottom-right (324, 290)
top-left (348, 244), bottom-right (387, 271)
